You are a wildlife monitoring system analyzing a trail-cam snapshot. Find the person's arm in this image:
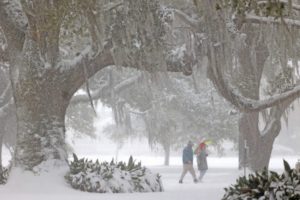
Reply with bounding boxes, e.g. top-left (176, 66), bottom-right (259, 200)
top-left (182, 148), bottom-right (188, 164)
